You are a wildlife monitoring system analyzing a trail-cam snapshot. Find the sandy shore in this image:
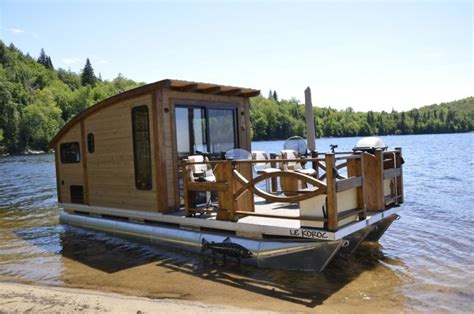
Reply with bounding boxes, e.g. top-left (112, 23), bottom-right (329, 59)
top-left (0, 282), bottom-right (273, 313)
